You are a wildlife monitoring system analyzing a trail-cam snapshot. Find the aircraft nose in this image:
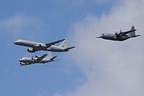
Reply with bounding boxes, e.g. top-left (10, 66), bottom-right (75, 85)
top-left (96, 34), bottom-right (104, 38)
top-left (19, 58), bottom-right (23, 62)
top-left (14, 39), bottom-right (22, 44)
top-left (19, 59), bottom-right (22, 61)
top-left (97, 36), bottom-right (102, 38)
top-left (14, 40), bottom-right (18, 44)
